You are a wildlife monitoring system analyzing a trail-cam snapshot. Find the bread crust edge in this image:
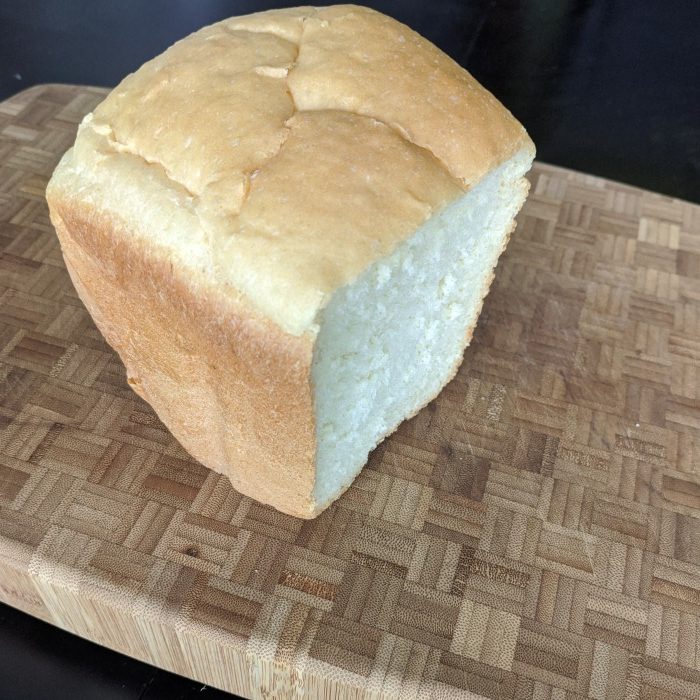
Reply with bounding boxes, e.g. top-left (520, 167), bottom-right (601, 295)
top-left (48, 195), bottom-right (319, 518)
